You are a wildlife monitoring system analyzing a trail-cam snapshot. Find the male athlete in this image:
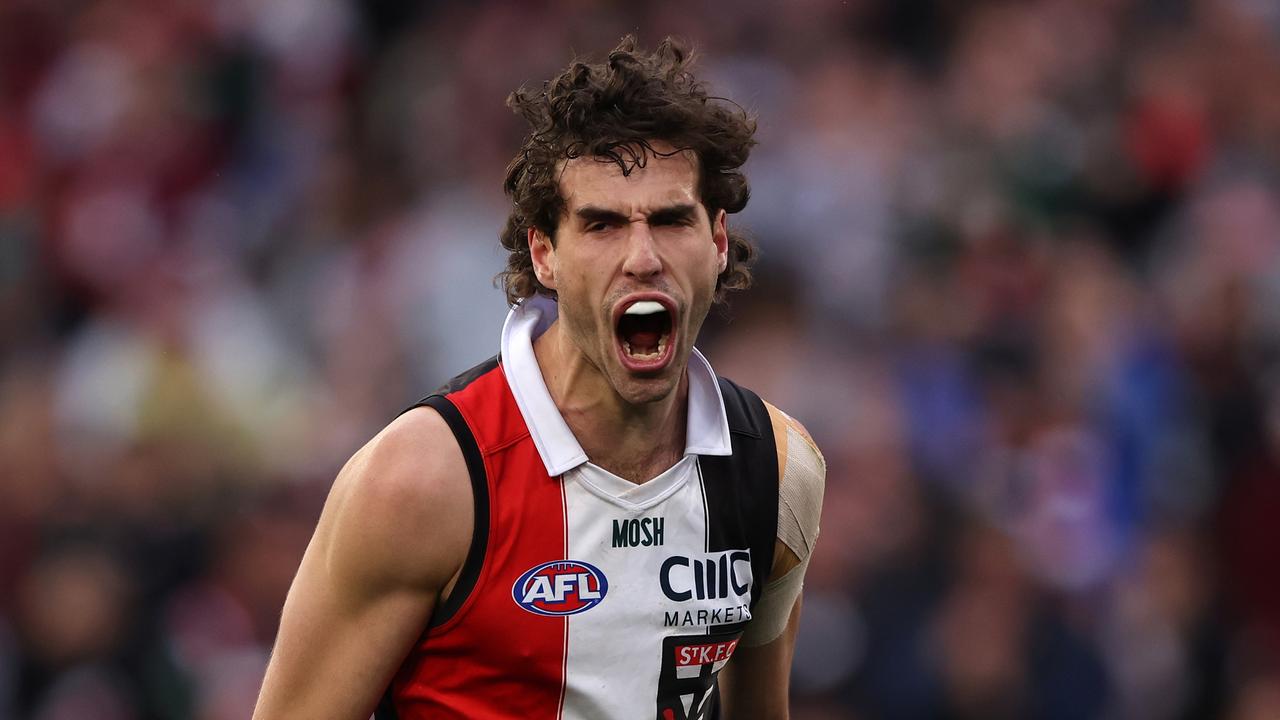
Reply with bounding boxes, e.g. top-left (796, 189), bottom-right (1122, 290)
top-left (254, 37), bottom-right (825, 719)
